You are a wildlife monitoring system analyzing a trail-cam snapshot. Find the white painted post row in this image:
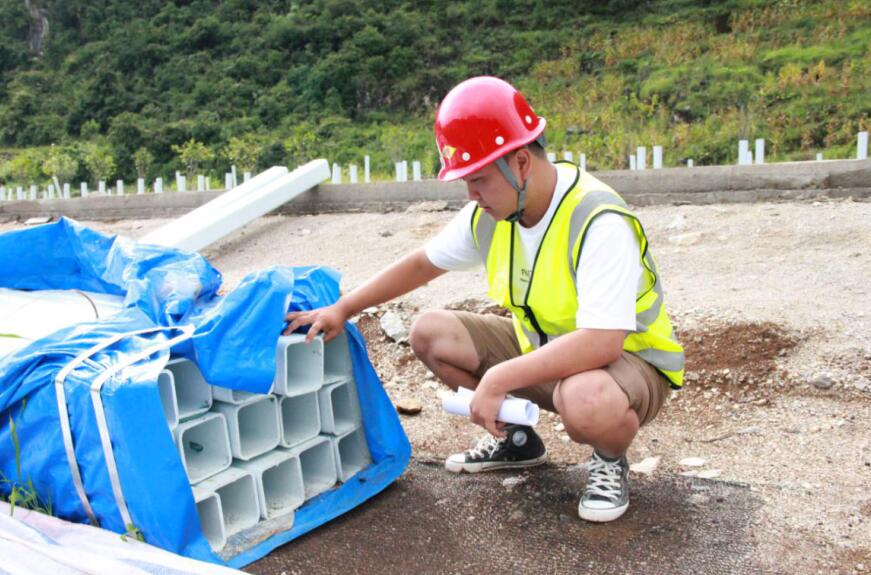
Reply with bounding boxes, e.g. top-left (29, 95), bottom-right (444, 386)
top-left (858, 131), bottom-right (869, 160)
